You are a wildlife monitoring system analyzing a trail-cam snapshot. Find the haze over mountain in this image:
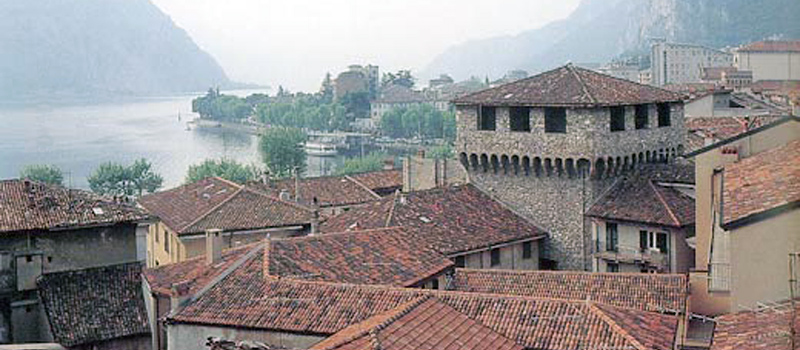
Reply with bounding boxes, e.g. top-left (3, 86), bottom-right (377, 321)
top-left (423, 0), bottom-right (800, 81)
top-left (0, 0), bottom-right (231, 100)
